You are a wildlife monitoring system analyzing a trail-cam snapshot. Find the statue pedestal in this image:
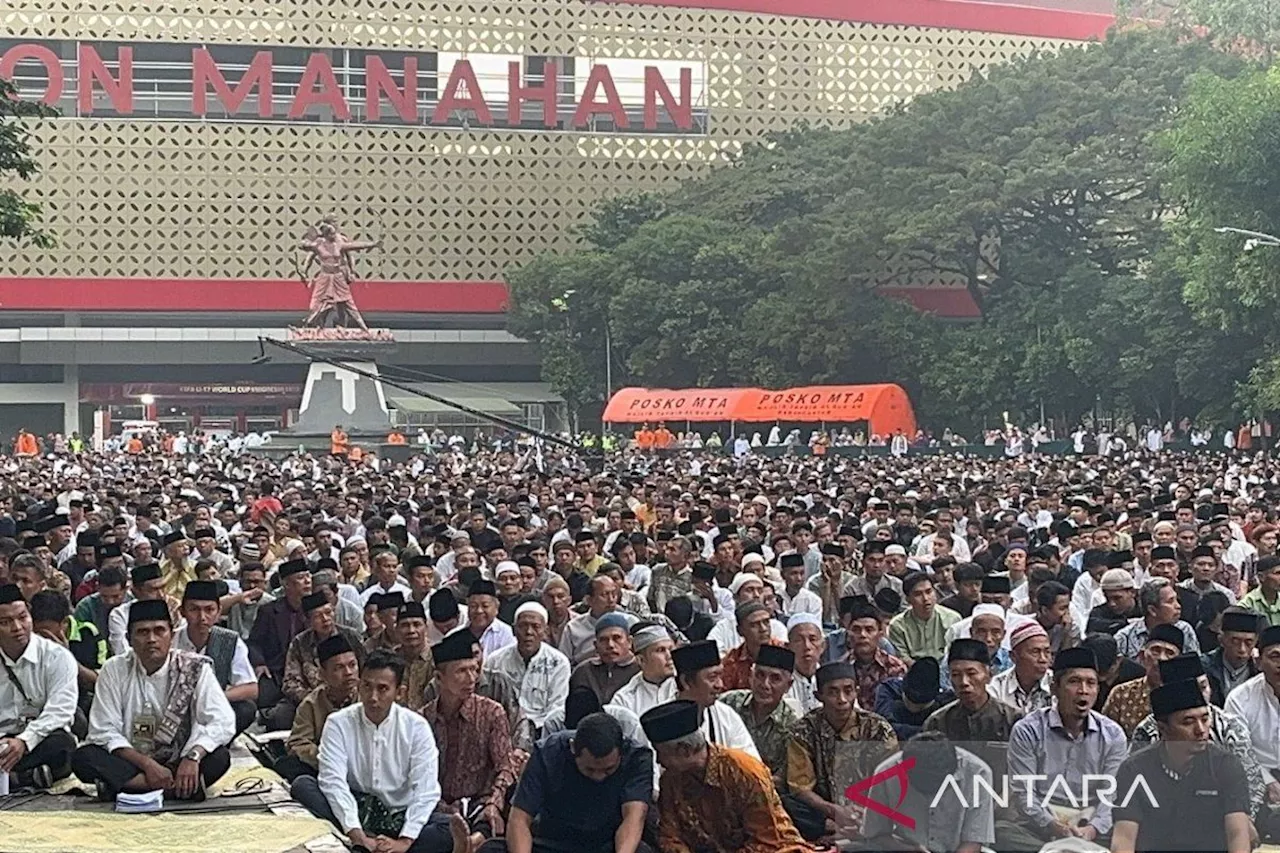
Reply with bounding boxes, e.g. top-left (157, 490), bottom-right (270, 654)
top-left (283, 329), bottom-right (398, 440)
